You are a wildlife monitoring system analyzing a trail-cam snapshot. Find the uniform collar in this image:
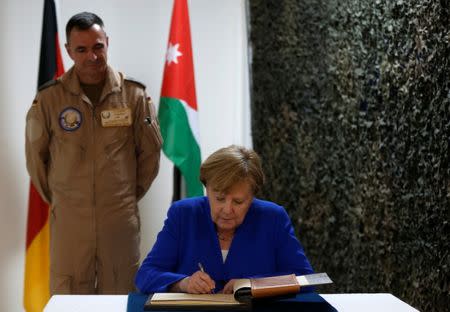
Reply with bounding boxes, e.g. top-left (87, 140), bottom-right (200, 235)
top-left (59, 65), bottom-right (123, 101)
